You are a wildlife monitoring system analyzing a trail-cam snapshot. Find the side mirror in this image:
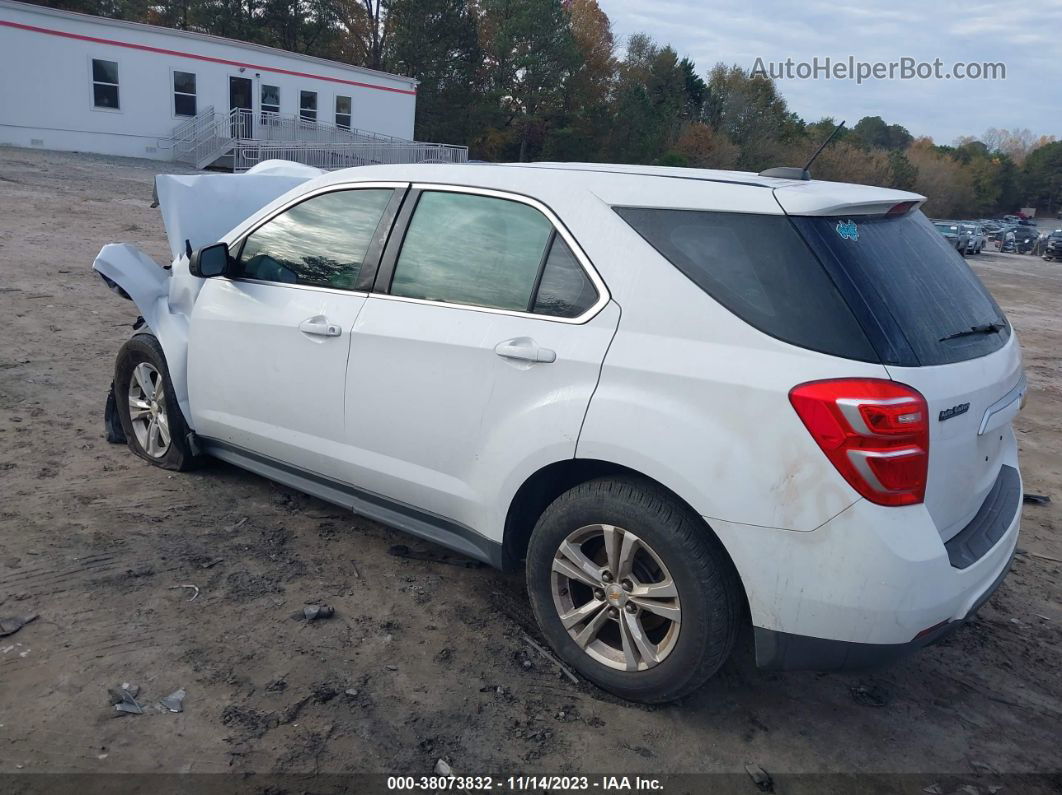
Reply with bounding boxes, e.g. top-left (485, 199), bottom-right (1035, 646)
top-left (188, 243), bottom-right (231, 278)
